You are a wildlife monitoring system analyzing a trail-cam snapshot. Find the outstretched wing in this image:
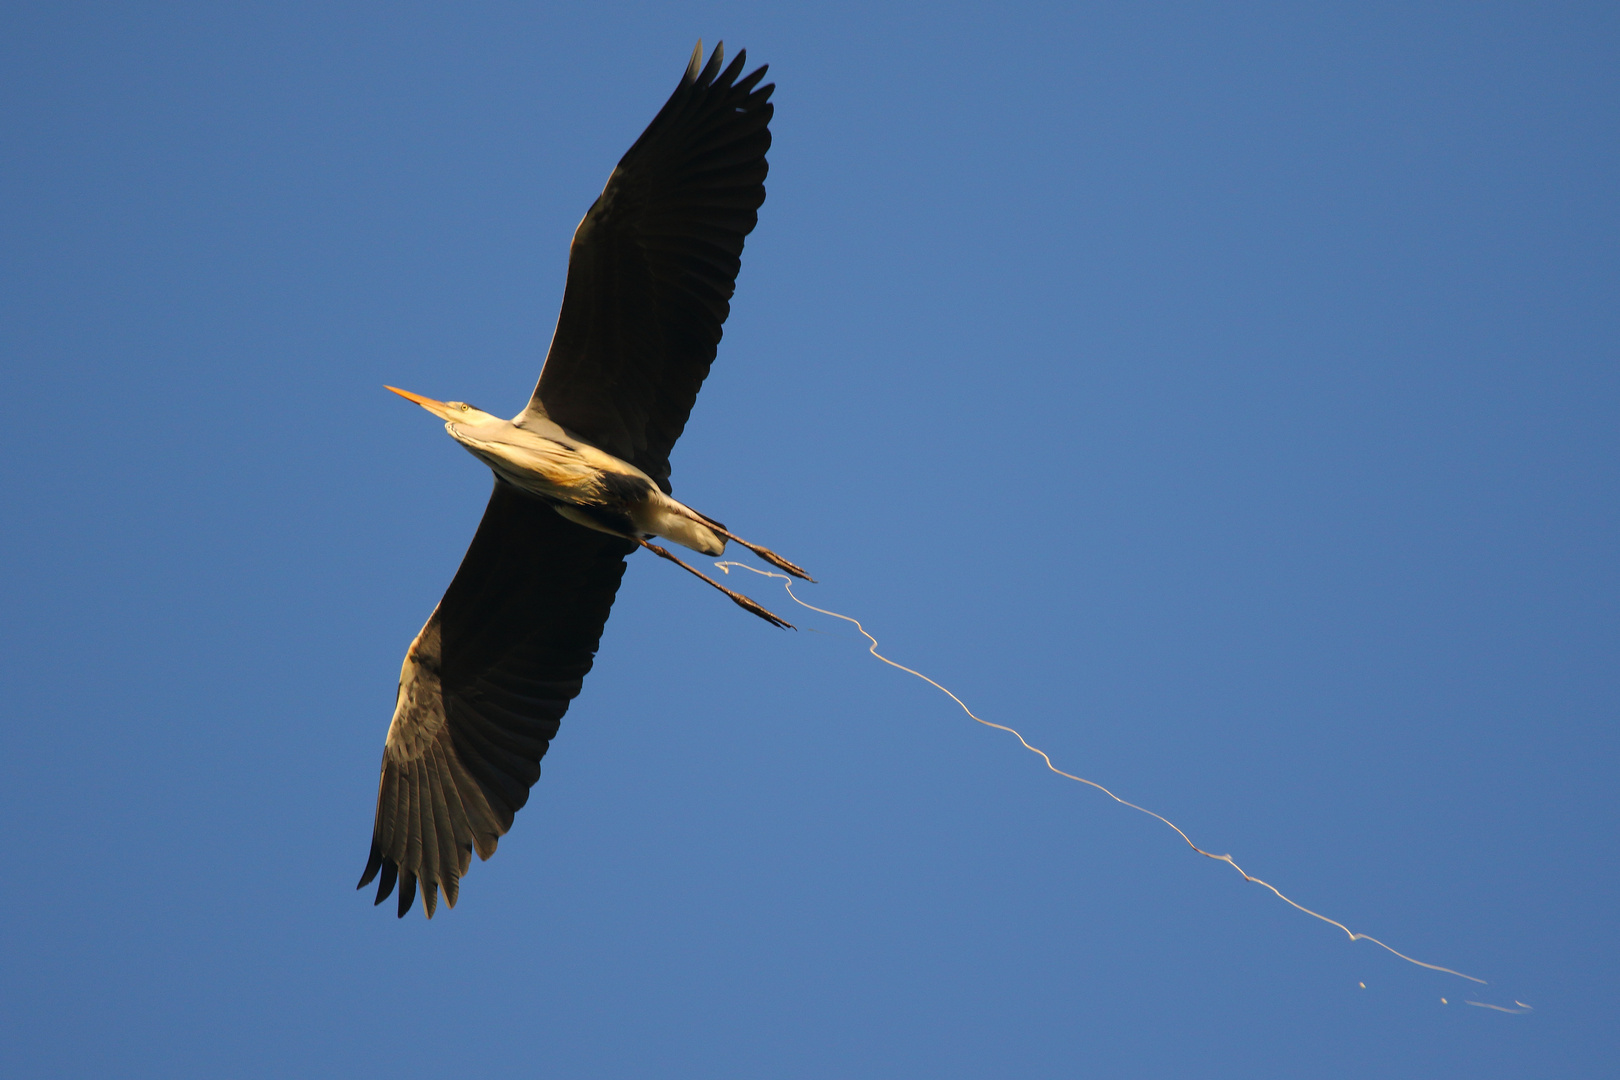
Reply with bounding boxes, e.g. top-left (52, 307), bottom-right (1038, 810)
top-left (358, 483), bottom-right (636, 917)
top-left (526, 41), bottom-right (773, 493)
